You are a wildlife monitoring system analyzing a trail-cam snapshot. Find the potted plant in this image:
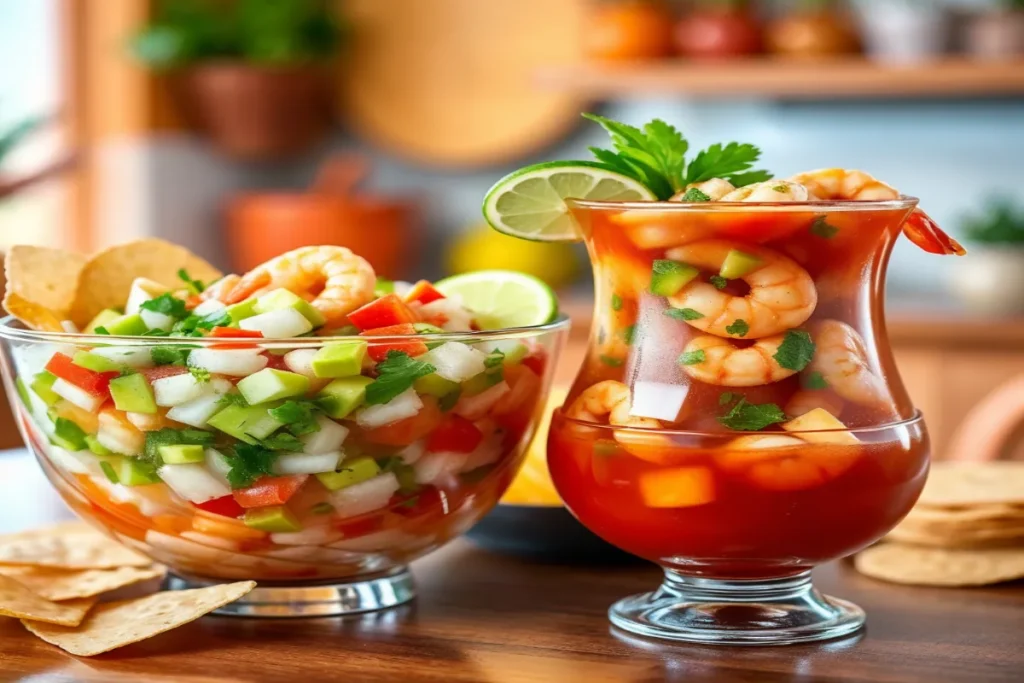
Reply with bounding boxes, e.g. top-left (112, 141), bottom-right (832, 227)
top-left (674, 0), bottom-right (763, 59)
top-left (964, 0), bottom-right (1024, 60)
top-left (766, 0), bottom-right (861, 59)
top-left (950, 198), bottom-right (1024, 315)
top-left (852, 0), bottom-right (948, 64)
top-left (131, 0), bottom-right (343, 160)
